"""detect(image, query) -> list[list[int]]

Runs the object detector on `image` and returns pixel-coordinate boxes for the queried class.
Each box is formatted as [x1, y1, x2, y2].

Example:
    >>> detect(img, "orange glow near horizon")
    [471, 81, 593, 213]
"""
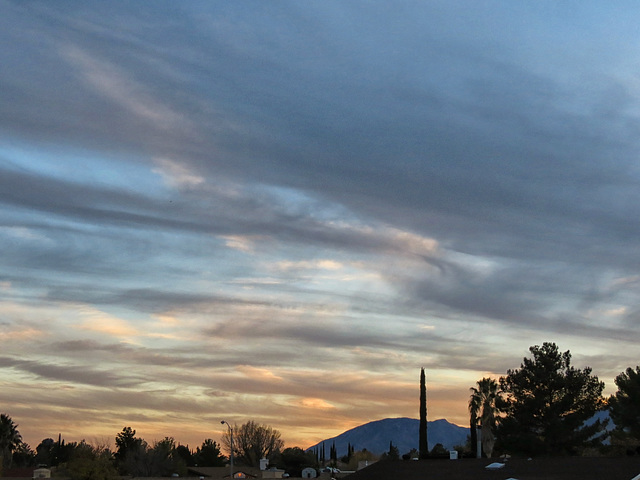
[12, 387, 471, 452]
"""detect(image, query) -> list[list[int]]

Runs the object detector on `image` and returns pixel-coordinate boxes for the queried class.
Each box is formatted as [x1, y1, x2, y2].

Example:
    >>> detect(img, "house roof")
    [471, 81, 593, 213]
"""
[344, 457, 640, 480]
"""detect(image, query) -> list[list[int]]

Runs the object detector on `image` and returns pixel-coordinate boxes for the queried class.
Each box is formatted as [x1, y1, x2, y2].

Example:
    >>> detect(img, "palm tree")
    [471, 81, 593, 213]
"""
[0, 414, 22, 470]
[469, 378, 498, 458]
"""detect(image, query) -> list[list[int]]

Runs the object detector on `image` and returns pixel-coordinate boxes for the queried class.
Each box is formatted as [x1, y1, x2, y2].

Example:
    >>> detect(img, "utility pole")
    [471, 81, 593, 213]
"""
[221, 421, 234, 479]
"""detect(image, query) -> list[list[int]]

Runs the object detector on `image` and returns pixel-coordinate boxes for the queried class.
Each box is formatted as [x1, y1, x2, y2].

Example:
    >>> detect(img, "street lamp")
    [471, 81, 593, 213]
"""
[221, 421, 234, 479]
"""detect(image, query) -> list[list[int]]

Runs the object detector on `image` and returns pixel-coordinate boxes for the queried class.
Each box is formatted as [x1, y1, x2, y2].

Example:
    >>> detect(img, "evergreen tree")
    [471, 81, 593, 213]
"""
[497, 342, 606, 455]
[194, 439, 225, 467]
[469, 383, 481, 455]
[174, 444, 192, 466]
[387, 441, 399, 460]
[115, 427, 143, 473]
[609, 366, 640, 441]
[469, 412, 478, 458]
[419, 368, 428, 458]
[330, 441, 337, 465]
[114, 427, 149, 475]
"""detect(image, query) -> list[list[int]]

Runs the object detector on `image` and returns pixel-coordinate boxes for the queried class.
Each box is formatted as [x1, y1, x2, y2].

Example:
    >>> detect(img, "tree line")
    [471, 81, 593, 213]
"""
[0, 421, 228, 479]
[0, 416, 377, 478]
[467, 342, 640, 458]
[0, 419, 332, 478]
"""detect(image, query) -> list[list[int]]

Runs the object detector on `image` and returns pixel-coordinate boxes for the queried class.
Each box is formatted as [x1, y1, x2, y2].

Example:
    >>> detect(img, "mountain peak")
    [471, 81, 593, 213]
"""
[307, 418, 469, 456]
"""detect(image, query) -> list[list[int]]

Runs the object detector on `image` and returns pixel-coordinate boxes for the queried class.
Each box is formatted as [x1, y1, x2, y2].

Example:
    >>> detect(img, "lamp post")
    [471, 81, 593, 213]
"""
[221, 421, 234, 479]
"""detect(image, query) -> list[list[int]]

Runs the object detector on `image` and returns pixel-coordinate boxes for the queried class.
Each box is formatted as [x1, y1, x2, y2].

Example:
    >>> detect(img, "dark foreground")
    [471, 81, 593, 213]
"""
[345, 457, 640, 480]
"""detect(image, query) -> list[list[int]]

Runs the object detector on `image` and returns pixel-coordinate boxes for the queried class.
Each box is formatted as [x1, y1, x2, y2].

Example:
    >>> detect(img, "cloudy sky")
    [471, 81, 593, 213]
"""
[2, 0, 640, 451]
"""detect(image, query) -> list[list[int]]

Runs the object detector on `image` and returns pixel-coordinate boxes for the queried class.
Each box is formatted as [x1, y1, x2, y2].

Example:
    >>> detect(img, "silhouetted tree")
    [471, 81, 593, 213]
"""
[497, 342, 606, 455]
[429, 443, 448, 457]
[58, 440, 117, 480]
[345, 448, 377, 471]
[174, 444, 192, 466]
[469, 377, 499, 457]
[340, 442, 354, 463]
[469, 415, 478, 458]
[222, 421, 284, 467]
[147, 437, 186, 477]
[330, 441, 337, 465]
[12, 442, 35, 467]
[55, 438, 77, 466]
[274, 447, 317, 477]
[609, 366, 640, 442]
[194, 439, 225, 467]
[115, 427, 141, 472]
[114, 427, 149, 476]
[387, 441, 399, 460]
[35, 438, 56, 466]
[0, 414, 22, 470]
[419, 368, 428, 458]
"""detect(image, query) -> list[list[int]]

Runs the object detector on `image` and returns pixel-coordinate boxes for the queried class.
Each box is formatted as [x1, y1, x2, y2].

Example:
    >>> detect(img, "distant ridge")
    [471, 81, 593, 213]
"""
[307, 417, 469, 456]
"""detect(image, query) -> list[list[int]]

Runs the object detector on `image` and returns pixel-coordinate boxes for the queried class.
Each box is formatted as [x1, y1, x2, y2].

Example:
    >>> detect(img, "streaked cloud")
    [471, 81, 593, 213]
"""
[1, 0, 640, 452]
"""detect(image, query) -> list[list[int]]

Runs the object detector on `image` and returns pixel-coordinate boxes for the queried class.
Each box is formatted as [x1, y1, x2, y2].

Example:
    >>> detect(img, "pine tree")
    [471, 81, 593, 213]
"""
[497, 342, 605, 455]
[609, 366, 640, 441]
[419, 368, 428, 459]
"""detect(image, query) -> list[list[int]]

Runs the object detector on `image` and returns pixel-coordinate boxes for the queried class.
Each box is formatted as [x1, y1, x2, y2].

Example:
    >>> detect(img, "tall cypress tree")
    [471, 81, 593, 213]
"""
[469, 413, 478, 458]
[419, 367, 428, 459]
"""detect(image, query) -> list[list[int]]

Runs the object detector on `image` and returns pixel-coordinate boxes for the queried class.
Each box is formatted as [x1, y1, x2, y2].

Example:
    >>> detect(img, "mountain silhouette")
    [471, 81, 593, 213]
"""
[307, 417, 469, 456]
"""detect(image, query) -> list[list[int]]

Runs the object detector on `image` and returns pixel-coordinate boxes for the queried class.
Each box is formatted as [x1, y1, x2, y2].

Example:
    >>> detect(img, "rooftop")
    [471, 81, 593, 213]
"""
[344, 457, 640, 480]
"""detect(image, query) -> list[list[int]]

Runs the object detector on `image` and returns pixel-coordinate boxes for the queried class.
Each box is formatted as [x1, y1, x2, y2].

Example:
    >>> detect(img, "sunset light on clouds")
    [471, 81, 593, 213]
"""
[2, 0, 640, 452]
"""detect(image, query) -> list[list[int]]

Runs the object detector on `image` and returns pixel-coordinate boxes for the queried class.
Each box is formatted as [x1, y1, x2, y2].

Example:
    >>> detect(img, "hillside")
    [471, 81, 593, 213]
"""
[307, 417, 469, 456]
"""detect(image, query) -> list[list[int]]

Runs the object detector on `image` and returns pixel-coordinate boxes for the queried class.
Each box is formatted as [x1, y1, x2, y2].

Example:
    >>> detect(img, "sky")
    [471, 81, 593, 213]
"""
[2, 0, 640, 452]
